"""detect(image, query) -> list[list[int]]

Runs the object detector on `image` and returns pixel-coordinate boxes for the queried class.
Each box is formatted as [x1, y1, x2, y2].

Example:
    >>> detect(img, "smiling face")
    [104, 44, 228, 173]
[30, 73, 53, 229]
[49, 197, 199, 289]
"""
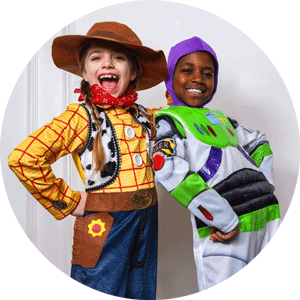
[172, 51, 216, 107]
[81, 42, 137, 98]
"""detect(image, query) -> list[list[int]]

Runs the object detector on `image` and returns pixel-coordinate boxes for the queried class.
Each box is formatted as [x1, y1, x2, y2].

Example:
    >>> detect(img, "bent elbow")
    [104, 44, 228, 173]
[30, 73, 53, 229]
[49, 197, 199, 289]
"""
[8, 149, 21, 169]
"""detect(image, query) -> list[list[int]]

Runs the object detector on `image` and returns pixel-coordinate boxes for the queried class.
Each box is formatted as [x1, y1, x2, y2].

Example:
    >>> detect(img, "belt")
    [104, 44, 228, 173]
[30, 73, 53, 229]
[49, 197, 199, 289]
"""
[84, 187, 157, 212]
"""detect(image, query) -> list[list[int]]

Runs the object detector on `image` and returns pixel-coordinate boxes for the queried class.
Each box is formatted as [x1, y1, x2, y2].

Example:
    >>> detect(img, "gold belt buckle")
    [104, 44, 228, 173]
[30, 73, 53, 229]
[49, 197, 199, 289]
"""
[130, 189, 152, 209]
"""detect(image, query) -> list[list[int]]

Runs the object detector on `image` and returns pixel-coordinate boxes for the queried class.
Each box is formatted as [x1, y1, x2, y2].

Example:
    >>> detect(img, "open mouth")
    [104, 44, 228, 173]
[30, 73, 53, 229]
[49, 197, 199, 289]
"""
[186, 88, 203, 95]
[99, 74, 119, 92]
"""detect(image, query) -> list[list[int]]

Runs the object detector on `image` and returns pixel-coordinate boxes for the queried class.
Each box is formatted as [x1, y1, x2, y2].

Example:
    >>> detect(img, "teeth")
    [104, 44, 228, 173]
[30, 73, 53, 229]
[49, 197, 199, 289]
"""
[187, 89, 202, 94]
[99, 74, 118, 80]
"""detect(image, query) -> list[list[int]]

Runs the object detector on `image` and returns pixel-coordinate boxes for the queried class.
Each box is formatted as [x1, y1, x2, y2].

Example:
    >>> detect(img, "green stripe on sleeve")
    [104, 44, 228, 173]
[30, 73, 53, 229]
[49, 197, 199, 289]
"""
[239, 204, 280, 232]
[197, 204, 280, 238]
[251, 143, 273, 167]
[171, 173, 212, 208]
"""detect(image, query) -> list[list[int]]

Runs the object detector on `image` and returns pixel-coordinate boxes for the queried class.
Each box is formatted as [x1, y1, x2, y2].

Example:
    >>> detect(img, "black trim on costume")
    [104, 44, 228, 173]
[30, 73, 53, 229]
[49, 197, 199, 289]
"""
[155, 134, 176, 141]
[227, 117, 270, 157]
[227, 117, 239, 129]
[130, 104, 152, 157]
[248, 141, 270, 157]
[133, 103, 151, 130]
[78, 103, 93, 157]
[195, 168, 279, 229]
[155, 115, 186, 140]
[85, 106, 121, 192]
[85, 104, 152, 192]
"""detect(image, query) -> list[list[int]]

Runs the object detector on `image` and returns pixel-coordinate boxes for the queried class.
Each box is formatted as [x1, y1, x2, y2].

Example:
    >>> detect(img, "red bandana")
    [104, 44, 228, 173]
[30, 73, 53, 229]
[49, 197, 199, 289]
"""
[74, 84, 138, 107]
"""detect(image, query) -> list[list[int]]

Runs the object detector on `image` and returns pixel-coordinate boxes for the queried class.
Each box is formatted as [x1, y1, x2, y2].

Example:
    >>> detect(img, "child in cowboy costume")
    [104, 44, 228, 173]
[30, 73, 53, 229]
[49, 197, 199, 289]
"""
[8, 22, 167, 299]
[153, 36, 281, 291]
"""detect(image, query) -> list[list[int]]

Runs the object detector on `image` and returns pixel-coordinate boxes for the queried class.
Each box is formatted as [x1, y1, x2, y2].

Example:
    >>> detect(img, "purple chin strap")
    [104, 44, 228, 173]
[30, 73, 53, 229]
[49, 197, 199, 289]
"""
[165, 36, 219, 107]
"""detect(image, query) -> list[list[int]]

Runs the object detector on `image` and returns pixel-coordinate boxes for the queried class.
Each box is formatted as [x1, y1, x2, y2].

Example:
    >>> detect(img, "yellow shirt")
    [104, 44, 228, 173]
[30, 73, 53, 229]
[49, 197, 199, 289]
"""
[8, 103, 159, 220]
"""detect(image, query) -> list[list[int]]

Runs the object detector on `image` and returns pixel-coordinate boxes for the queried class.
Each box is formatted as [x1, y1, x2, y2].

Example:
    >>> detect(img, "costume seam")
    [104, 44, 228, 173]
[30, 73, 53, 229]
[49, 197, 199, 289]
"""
[203, 254, 247, 264]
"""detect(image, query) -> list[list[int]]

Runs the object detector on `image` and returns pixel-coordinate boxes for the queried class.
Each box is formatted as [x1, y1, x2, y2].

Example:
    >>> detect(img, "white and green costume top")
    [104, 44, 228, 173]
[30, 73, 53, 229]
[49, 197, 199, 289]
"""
[153, 106, 280, 238]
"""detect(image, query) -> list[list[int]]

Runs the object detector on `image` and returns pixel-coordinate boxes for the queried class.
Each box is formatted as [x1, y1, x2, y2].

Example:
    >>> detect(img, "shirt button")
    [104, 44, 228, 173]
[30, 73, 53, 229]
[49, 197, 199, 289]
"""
[52, 200, 67, 210]
[133, 154, 143, 167]
[125, 127, 135, 139]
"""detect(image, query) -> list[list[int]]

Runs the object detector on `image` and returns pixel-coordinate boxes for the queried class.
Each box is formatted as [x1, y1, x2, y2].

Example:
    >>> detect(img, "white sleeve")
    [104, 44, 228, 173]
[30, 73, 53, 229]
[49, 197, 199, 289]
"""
[231, 118, 275, 186]
[259, 155, 275, 187]
[154, 118, 238, 232]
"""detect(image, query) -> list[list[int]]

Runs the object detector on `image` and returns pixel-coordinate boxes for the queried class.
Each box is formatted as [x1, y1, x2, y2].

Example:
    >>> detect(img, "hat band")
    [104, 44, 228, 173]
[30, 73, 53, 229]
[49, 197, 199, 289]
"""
[88, 31, 140, 45]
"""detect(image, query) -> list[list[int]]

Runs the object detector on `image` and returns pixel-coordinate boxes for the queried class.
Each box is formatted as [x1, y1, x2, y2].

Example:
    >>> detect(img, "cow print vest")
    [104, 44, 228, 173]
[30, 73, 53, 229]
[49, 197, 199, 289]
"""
[78, 103, 152, 192]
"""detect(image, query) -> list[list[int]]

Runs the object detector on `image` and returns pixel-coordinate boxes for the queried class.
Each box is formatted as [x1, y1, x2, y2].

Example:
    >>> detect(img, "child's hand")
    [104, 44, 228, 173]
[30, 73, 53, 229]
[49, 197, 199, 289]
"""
[209, 225, 239, 243]
[71, 191, 88, 217]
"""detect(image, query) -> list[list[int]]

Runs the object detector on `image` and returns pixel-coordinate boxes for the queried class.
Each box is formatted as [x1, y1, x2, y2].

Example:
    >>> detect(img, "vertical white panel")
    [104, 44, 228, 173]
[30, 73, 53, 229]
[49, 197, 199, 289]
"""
[26, 53, 39, 246]
[35, 30, 64, 272]
[1, 68, 29, 233]
[10, 20, 86, 276]
[60, 21, 84, 275]
[30, 22, 83, 275]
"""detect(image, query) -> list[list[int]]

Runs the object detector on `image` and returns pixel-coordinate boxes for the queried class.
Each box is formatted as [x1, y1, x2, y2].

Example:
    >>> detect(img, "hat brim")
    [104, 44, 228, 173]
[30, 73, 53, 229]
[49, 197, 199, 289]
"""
[52, 35, 167, 91]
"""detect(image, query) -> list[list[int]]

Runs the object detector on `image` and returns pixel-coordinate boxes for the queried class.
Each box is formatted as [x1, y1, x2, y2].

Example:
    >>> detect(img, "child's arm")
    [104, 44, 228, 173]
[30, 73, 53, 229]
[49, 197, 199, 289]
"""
[8, 104, 88, 220]
[229, 118, 275, 187]
[72, 191, 88, 216]
[153, 118, 239, 237]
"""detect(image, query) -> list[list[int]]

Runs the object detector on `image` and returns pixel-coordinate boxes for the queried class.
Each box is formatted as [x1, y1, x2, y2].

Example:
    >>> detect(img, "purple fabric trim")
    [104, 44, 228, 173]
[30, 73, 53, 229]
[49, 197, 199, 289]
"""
[197, 147, 222, 182]
[165, 36, 219, 108]
[237, 145, 257, 166]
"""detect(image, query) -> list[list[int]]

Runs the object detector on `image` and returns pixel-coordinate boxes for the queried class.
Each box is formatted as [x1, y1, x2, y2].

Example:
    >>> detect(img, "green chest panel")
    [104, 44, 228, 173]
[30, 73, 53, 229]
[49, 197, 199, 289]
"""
[155, 106, 239, 148]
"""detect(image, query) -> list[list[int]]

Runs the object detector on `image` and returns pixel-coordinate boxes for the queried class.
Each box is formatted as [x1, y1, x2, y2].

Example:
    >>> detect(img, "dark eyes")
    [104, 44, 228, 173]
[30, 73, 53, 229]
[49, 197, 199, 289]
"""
[181, 69, 214, 78]
[182, 68, 193, 74]
[90, 55, 125, 61]
[115, 55, 125, 60]
[203, 72, 214, 78]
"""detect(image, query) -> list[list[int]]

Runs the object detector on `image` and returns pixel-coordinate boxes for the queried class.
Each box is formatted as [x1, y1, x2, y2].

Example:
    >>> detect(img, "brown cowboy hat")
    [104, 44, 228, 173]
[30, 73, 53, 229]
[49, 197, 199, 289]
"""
[52, 21, 167, 91]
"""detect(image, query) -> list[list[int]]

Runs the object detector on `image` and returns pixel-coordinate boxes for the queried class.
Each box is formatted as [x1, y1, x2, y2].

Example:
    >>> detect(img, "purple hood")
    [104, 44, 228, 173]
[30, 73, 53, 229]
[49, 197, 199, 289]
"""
[165, 36, 219, 107]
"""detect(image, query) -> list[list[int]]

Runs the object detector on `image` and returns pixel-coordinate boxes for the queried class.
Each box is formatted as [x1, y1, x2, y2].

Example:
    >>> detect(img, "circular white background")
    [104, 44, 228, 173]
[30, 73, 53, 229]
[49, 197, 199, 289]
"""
[1, 1, 299, 299]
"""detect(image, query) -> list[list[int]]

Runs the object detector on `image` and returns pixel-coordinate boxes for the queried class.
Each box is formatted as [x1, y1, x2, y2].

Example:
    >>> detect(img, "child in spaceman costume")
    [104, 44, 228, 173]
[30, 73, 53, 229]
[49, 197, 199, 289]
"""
[153, 36, 281, 291]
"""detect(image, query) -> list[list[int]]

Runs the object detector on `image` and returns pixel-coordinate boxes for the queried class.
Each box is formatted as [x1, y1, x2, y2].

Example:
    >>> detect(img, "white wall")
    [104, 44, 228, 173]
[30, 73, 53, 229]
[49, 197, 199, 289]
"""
[1, 1, 299, 300]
